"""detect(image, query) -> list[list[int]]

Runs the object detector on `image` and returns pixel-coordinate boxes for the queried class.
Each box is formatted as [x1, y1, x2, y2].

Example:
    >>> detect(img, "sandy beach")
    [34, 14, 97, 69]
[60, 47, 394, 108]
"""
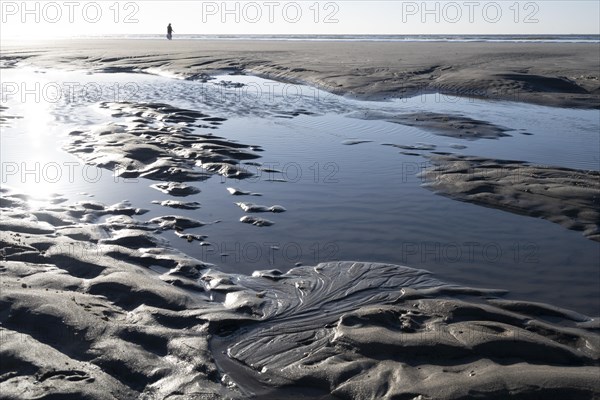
[2, 39, 599, 107]
[1, 39, 599, 399]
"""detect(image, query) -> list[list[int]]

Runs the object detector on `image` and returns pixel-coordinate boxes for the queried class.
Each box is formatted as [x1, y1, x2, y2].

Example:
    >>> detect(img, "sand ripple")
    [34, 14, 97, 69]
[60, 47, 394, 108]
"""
[1, 190, 598, 399]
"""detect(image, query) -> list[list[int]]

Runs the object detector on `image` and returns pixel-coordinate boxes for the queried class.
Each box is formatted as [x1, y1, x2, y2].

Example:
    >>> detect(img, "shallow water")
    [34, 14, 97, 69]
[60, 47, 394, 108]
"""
[1, 67, 598, 314]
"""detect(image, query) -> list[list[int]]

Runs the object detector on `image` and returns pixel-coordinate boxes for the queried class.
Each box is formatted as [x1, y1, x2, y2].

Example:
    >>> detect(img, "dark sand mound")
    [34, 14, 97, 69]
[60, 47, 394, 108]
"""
[353, 110, 512, 140]
[239, 215, 275, 227]
[151, 200, 202, 210]
[150, 182, 201, 197]
[420, 154, 600, 241]
[495, 73, 590, 94]
[235, 202, 286, 213]
[1, 191, 599, 399]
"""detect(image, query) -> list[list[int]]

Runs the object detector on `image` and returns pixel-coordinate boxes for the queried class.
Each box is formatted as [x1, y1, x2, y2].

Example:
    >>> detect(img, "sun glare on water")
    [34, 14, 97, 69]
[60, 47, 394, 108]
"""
[2, 72, 70, 206]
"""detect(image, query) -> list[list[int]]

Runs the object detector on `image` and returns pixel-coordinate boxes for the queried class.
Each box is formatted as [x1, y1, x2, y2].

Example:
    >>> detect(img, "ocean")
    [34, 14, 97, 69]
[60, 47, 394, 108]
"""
[73, 34, 600, 43]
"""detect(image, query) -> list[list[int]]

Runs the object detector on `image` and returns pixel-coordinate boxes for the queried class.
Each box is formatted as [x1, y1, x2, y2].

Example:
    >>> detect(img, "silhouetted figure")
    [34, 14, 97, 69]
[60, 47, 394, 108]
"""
[167, 23, 174, 40]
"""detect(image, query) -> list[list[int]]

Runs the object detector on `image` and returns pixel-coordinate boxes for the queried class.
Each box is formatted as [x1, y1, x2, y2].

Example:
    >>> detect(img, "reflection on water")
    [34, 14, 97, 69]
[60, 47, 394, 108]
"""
[1, 67, 599, 314]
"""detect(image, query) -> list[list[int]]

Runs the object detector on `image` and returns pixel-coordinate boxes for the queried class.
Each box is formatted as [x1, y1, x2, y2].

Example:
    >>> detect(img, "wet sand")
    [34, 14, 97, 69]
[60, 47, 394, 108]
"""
[2, 39, 599, 108]
[1, 40, 600, 399]
[421, 154, 600, 242]
[1, 190, 599, 399]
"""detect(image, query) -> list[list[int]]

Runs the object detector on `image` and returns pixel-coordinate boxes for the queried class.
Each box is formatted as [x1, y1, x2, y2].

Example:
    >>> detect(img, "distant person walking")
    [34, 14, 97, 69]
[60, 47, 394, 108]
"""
[167, 23, 174, 40]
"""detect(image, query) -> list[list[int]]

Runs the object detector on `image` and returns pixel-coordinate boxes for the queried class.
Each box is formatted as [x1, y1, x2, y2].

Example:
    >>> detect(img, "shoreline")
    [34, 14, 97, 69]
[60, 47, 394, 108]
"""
[2, 39, 599, 108]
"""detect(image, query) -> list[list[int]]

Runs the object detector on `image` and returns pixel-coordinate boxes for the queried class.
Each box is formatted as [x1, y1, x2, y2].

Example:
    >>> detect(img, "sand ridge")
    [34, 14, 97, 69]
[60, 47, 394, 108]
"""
[420, 154, 600, 242]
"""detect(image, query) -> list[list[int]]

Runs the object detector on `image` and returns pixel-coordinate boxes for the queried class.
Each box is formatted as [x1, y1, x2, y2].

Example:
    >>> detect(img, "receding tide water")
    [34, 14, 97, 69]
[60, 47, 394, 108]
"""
[1, 67, 599, 314]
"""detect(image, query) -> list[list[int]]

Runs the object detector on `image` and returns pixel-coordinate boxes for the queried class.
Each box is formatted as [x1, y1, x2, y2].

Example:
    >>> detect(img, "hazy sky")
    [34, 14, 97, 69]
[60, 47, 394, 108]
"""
[1, 0, 598, 38]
